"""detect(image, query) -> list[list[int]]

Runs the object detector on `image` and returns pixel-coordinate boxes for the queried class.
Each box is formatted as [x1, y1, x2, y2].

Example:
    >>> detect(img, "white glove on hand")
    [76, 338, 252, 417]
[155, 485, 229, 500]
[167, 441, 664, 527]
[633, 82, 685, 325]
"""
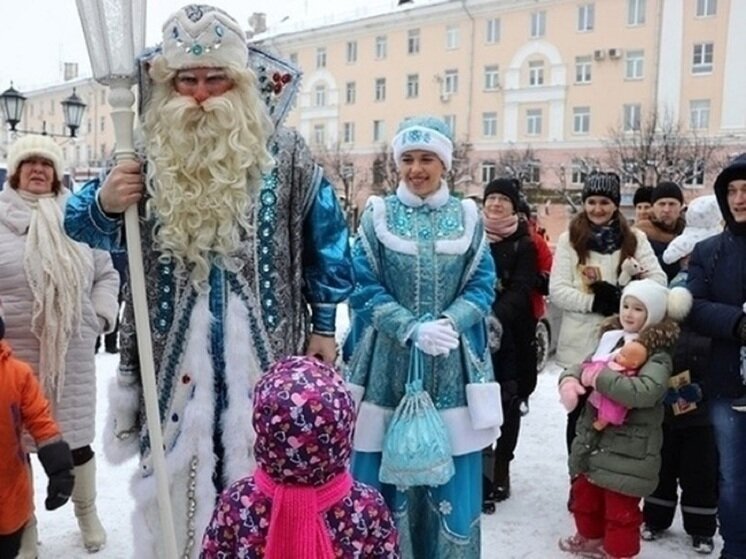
[414, 319, 460, 357]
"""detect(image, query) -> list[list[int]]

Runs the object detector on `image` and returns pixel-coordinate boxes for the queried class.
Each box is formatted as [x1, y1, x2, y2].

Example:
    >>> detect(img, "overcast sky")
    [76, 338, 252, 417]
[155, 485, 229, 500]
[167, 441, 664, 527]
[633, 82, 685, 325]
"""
[0, 0, 404, 92]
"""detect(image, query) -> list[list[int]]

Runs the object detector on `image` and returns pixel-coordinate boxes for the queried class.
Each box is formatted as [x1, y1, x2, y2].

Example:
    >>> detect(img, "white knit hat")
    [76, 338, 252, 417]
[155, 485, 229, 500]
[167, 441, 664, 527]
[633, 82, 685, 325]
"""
[620, 279, 692, 328]
[391, 116, 454, 171]
[161, 5, 248, 71]
[662, 195, 722, 264]
[7, 135, 64, 180]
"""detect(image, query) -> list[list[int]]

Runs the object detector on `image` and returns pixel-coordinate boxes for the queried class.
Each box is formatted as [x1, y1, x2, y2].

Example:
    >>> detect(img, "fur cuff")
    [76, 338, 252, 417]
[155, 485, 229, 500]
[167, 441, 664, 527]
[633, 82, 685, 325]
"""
[103, 377, 141, 464]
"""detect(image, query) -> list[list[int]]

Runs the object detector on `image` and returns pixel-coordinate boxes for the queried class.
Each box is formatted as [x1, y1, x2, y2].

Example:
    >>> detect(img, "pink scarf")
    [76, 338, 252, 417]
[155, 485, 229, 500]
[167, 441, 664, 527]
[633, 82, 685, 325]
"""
[483, 213, 519, 243]
[255, 468, 353, 559]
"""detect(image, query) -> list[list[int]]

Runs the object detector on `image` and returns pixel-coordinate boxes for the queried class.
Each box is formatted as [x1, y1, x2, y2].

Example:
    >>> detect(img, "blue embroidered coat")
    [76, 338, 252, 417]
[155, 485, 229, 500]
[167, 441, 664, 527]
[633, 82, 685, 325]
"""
[346, 184, 498, 457]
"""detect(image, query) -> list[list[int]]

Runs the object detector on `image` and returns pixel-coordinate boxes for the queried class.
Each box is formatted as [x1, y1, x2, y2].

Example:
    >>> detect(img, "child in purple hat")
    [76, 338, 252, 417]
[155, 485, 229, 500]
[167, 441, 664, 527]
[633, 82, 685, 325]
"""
[200, 356, 399, 558]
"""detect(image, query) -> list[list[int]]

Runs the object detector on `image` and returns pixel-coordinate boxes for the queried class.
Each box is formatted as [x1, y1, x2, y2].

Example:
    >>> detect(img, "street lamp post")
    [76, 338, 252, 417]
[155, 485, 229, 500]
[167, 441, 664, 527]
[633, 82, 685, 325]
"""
[75, 2, 177, 558]
[0, 83, 87, 138]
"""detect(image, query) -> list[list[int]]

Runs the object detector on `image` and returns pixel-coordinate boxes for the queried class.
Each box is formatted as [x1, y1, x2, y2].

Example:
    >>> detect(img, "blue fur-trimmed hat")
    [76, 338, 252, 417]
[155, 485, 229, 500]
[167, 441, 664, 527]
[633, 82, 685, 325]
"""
[391, 115, 454, 170]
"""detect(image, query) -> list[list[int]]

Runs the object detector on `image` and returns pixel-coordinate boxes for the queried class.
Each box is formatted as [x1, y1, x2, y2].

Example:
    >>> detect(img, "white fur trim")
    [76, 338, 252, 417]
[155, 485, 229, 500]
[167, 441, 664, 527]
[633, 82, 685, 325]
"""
[353, 401, 500, 456]
[131, 296, 217, 558]
[392, 125, 453, 170]
[369, 197, 417, 256]
[396, 180, 450, 209]
[102, 377, 140, 465]
[222, 293, 261, 484]
[435, 199, 479, 255]
[667, 286, 693, 322]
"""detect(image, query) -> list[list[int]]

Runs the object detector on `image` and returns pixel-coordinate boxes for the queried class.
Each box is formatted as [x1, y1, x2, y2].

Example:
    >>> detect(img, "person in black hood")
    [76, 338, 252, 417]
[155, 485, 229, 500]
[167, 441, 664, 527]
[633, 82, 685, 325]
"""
[480, 178, 537, 512]
[687, 153, 746, 559]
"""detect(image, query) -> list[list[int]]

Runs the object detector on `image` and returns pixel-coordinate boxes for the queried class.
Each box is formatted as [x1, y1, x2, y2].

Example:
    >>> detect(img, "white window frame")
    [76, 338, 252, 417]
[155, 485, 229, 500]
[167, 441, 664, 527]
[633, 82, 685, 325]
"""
[578, 3, 595, 32]
[573, 107, 591, 134]
[575, 56, 592, 83]
[315, 47, 326, 69]
[444, 69, 459, 94]
[625, 50, 644, 79]
[526, 160, 541, 184]
[526, 109, 543, 135]
[444, 115, 456, 137]
[345, 82, 356, 104]
[375, 35, 387, 59]
[627, 0, 646, 25]
[346, 41, 357, 63]
[406, 74, 419, 98]
[484, 65, 500, 90]
[692, 43, 714, 74]
[482, 112, 498, 137]
[446, 25, 460, 50]
[485, 18, 501, 44]
[571, 161, 586, 185]
[689, 99, 711, 130]
[408, 29, 420, 54]
[529, 60, 545, 87]
[481, 162, 497, 184]
[375, 78, 386, 102]
[314, 84, 327, 107]
[373, 120, 385, 143]
[343, 122, 355, 144]
[623, 104, 642, 132]
[313, 124, 325, 146]
[696, 0, 717, 17]
[530, 11, 546, 38]
[686, 159, 706, 186]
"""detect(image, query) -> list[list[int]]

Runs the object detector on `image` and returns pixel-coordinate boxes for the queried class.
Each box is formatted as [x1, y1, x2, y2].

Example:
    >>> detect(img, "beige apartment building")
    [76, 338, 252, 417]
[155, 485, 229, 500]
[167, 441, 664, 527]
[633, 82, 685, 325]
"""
[254, 0, 746, 207]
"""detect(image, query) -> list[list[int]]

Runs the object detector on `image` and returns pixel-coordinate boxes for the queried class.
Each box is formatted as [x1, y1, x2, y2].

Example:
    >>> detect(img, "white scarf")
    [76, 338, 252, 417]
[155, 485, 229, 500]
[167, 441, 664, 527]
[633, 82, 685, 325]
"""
[21, 191, 87, 401]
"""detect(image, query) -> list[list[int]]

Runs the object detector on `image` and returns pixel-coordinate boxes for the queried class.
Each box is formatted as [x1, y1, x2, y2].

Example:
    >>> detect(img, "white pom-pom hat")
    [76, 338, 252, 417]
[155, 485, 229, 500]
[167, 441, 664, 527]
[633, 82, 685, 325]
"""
[621, 279, 692, 328]
[662, 195, 722, 264]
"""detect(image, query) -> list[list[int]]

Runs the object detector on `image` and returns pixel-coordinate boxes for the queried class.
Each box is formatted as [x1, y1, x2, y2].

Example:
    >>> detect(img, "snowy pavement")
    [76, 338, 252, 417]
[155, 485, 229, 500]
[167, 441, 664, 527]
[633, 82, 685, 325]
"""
[30, 355, 721, 558]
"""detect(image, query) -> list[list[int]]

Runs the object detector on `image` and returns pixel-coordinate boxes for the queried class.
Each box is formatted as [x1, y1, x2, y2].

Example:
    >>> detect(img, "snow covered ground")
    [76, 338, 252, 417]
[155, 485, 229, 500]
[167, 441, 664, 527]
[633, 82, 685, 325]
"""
[30, 355, 722, 558]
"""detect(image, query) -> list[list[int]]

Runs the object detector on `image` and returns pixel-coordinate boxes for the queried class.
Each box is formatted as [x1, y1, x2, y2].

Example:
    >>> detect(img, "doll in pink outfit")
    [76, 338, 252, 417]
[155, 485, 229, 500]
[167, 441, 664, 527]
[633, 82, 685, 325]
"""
[583, 340, 649, 430]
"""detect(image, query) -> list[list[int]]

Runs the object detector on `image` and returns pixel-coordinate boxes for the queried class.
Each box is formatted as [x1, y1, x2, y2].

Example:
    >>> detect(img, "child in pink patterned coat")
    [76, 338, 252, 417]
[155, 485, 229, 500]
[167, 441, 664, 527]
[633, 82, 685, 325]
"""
[200, 356, 400, 559]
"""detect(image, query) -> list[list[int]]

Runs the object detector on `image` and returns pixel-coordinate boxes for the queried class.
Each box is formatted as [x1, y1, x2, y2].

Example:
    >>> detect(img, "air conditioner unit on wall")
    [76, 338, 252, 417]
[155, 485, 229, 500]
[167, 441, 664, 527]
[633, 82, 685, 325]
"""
[593, 49, 606, 61]
[608, 48, 622, 59]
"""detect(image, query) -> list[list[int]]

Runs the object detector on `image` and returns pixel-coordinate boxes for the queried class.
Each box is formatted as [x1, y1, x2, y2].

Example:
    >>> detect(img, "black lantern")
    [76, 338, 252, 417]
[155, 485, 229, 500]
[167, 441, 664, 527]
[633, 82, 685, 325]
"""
[0, 83, 27, 132]
[61, 88, 86, 138]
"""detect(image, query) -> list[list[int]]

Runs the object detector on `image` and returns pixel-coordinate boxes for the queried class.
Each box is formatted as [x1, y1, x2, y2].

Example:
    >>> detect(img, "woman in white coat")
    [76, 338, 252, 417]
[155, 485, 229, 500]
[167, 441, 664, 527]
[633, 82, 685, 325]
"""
[0, 136, 119, 556]
[549, 172, 665, 452]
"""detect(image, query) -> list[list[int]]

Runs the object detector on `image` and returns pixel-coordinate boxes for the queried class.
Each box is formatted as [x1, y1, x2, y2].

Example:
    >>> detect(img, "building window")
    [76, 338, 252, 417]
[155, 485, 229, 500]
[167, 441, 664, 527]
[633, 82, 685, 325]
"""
[100, 117, 105, 132]
[575, 56, 592, 83]
[696, 0, 717, 17]
[313, 124, 325, 146]
[481, 162, 497, 184]
[406, 74, 419, 98]
[100, 143, 107, 159]
[577, 3, 595, 32]
[686, 159, 705, 186]
[343, 122, 355, 143]
[571, 160, 587, 185]
[444, 114, 456, 136]
[87, 119, 92, 134]
[528, 61, 544, 87]
[345, 82, 356, 104]
[373, 120, 385, 142]
[289, 52, 298, 65]
[408, 29, 420, 54]
[689, 99, 711, 129]
[692, 43, 714, 74]
[375, 35, 387, 59]
[314, 85, 327, 107]
[526, 161, 541, 184]
[573, 106, 591, 134]
[315, 47, 327, 68]
[485, 18, 500, 43]
[444, 69, 459, 94]
[446, 25, 460, 50]
[627, 0, 646, 25]
[484, 65, 500, 90]
[623, 103, 642, 131]
[346, 41, 357, 63]
[482, 112, 498, 137]
[526, 109, 543, 135]
[625, 50, 644, 79]
[530, 11, 546, 39]
[375, 78, 386, 101]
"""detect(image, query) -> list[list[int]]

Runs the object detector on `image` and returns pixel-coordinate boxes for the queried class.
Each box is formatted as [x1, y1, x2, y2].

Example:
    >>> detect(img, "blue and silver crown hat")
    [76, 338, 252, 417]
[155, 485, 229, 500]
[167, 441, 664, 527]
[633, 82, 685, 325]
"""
[391, 115, 454, 170]
[161, 4, 248, 70]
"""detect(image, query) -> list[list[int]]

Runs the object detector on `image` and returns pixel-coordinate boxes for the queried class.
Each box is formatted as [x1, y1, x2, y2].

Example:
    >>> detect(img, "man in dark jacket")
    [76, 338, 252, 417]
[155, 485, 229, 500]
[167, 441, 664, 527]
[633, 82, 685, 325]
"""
[635, 182, 686, 281]
[688, 154, 746, 559]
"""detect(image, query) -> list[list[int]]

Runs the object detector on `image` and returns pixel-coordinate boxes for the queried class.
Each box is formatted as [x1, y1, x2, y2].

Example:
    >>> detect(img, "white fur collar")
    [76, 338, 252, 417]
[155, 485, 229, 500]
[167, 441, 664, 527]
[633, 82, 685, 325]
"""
[396, 179, 450, 209]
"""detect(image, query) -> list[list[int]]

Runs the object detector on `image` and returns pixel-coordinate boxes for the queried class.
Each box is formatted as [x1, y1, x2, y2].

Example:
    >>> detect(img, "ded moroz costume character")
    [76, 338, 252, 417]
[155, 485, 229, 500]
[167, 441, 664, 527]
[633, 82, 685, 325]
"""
[64, 5, 354, 558]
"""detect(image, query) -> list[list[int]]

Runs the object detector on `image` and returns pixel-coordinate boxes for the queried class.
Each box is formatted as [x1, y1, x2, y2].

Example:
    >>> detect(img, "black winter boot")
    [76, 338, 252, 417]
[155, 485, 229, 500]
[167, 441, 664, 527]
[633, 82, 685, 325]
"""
[492, 458, 511, 502]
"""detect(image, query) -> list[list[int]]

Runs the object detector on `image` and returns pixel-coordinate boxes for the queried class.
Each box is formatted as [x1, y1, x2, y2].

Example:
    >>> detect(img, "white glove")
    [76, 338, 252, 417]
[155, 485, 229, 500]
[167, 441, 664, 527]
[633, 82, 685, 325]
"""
[414, 319, 460, 356]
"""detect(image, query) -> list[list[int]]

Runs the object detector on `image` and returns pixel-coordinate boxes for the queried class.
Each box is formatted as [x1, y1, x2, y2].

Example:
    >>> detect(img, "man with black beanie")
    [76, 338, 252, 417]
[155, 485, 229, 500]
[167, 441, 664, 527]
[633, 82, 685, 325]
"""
[635, 181, 686, 281]
[687, 153, 746, 559]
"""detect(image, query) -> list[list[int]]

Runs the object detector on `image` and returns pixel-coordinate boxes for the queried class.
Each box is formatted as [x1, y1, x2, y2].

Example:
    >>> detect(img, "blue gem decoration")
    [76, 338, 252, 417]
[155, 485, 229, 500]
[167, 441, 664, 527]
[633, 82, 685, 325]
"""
[191, 44, 204, 56]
